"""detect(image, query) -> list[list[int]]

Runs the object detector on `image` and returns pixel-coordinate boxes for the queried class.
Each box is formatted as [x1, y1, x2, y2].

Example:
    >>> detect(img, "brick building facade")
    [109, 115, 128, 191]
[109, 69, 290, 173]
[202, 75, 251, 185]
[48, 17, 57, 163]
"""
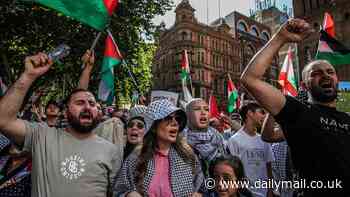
[153, 0, 278, 110]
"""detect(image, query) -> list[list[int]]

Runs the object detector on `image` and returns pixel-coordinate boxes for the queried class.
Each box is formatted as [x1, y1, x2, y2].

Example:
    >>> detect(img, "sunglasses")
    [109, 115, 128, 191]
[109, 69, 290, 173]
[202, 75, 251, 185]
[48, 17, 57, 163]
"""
[163, 114, 182, 124]
[127, 120, 145, 129]
[255, 109, 266, 115]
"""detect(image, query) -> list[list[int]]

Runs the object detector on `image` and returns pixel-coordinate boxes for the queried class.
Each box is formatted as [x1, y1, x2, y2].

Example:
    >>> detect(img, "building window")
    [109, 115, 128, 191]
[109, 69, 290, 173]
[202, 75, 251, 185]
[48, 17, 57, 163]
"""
[201, 52, 205, 63]
[195, 86, 200, 98]
[238, 21, 248, 32]
[181, 32, 187, 40]
[261, 32, 270, 41]
[214, 79, 218, 93]
[250, 27, 259, 37]
[309, 0, 313, 9]
[201, 70, 205, 81]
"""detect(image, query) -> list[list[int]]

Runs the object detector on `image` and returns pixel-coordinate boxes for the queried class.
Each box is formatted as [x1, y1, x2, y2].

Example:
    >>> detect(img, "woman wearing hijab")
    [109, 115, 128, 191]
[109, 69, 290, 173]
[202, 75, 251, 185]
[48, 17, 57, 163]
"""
[182, 98, 228, 177]
[114, 99, 204, 197]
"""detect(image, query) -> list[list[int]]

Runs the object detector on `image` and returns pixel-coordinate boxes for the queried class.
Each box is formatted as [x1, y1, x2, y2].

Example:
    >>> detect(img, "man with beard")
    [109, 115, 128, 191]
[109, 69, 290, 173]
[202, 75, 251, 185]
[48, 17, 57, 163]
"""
[0, 53, 121, 197]
[77, 50, 125, 149]
[240, 18, 350, 196]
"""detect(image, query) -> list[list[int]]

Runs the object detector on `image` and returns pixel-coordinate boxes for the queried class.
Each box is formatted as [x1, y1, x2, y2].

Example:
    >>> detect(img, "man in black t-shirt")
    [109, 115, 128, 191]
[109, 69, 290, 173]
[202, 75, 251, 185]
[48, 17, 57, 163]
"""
[240, 18, 350, 196]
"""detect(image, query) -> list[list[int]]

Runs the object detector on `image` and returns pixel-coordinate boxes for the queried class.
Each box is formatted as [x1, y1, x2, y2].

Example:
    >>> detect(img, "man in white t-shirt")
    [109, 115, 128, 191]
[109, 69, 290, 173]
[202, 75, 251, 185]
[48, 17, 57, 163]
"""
[227, 102, 274, 197]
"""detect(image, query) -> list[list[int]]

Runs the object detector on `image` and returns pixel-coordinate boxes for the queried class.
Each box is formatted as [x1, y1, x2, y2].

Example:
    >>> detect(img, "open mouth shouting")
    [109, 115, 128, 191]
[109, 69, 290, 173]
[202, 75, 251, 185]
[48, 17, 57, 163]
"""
[199, 116, 208, 124]
[168, 128, 178, 138]
[79, 111, 93, 123]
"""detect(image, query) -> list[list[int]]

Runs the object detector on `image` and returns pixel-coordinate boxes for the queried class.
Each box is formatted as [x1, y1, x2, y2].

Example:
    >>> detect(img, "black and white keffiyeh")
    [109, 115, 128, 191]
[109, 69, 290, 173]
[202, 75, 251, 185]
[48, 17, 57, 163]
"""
[183, 127, 227, 162]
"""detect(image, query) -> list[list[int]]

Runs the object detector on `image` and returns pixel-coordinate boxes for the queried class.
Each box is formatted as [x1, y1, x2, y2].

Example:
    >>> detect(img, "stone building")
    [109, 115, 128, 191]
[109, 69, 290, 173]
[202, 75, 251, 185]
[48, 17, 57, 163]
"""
[293, 0, 350, 81]
[153, 0, 278, 110]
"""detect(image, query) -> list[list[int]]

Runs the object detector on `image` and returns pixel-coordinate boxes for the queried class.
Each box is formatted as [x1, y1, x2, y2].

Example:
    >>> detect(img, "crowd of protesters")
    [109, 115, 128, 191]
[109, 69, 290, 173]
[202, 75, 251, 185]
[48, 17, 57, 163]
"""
[0, 18, 349, 197]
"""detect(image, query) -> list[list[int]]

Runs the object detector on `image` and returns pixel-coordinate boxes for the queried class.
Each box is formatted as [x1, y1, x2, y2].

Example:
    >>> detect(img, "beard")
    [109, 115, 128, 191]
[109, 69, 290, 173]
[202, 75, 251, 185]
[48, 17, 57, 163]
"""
[310, 84, 338, 103]
[67, 111, 99, 134]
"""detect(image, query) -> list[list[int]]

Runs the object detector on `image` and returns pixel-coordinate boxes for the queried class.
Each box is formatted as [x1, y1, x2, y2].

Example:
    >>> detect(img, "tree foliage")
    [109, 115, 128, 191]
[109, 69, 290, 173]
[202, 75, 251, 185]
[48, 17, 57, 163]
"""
[0, 0, 173, 106]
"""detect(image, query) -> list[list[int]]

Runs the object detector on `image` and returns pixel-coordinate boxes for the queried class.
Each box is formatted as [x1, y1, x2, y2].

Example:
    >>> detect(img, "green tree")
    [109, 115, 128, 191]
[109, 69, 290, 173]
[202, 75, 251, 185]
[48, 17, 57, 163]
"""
[0, 0, 172, 106]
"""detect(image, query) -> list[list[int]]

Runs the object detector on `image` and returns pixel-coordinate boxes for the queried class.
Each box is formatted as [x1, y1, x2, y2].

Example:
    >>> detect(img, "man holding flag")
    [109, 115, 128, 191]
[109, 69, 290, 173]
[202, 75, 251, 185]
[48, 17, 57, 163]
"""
[241, 18, 350, 196]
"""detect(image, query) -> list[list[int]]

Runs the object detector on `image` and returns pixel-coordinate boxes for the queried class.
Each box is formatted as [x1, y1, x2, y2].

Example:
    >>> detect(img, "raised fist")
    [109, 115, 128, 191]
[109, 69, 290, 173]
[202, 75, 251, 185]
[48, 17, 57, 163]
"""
[277, 18, 314, 43]
[24, 52, 53, 79]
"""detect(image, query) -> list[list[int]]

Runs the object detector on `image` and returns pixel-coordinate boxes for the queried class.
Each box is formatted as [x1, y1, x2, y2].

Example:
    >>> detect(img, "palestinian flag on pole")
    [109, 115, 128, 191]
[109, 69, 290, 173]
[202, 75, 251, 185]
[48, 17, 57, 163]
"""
[180, 50, 190, 85]
[227, 74, 239, 113]
[316, 30, 350, 66]
[25, 0, 118, 31]
[0, 77, 7, 97]
[98, 33, 122, 105]
[278, 47, 298, 97]
[316, 12, 350, 66]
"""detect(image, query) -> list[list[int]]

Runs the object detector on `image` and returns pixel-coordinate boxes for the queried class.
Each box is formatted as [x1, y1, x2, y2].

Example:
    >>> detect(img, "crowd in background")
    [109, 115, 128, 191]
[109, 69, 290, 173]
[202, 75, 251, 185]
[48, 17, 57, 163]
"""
[0, 18, 349, 197]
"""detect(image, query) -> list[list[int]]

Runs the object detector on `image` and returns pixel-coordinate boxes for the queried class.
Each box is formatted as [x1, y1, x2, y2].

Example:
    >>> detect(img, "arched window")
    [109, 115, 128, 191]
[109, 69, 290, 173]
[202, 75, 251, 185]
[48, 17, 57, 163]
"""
[246, 45, 255, 57]
[261, 32, 270, 41]
[181, 32, 187, 40]
[238, 21, 248, 32]
[250, 27, 259, 37]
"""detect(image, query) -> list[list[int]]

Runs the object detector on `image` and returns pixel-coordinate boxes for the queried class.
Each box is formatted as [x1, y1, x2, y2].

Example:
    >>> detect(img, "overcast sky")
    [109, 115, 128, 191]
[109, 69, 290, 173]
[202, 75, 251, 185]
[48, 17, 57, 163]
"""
[153, 0, 292, 27]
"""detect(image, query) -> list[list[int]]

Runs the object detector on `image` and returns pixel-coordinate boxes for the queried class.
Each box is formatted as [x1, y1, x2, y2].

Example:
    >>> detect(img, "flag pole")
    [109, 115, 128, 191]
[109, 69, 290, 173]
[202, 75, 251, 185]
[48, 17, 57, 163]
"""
[189, 72, 194, 96]
[184, 50, 194, 96]
[106, 29, 142, 95]
[81, 32, 102, 69]
[90, 32, 102, 51]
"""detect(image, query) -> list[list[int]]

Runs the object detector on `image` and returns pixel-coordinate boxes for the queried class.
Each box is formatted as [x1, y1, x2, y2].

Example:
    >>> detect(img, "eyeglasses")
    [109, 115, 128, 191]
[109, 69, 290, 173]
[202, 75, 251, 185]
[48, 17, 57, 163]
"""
[127, 120, 145, 129]
[255, 109, 266, 115]
[163, 114, 182, 124]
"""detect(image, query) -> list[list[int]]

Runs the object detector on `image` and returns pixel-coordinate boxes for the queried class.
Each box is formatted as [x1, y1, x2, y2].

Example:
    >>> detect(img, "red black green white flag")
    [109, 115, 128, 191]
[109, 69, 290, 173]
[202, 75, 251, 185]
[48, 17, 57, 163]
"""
[25, 0, 118, 31]
[227, 74, 239, 113]
[98, 33, 122, 105]
[316, 30, 350, 66]
[180, 50, 190, 85]
[316, 12, 350, 66]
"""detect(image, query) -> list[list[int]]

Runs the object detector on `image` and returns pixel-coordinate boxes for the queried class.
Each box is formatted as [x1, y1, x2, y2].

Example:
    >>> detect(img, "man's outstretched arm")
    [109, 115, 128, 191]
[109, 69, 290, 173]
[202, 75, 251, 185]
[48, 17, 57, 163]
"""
[0, 53, 53, 145]
[240, 19, 313, 115]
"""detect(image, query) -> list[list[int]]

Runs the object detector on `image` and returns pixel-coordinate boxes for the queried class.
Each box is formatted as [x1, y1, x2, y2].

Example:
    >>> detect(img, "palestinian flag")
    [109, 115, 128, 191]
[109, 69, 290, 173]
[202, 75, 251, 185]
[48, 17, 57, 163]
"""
[227, 74, 239, 113]
[323, 12, 335, 38]
[0, 77, 7, 97]
[209, 94, 220, 118]
[180, 50, 190, 85]
[25, 0, 118, 31]
[98, 33, 122, 105]
[279, 47, 298, 97]
[315, 30, 350, 66]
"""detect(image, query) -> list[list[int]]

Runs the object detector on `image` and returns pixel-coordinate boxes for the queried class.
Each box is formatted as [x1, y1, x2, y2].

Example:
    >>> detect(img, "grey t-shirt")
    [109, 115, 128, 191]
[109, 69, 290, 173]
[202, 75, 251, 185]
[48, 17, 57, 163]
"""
[23, 121, 122, 197]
